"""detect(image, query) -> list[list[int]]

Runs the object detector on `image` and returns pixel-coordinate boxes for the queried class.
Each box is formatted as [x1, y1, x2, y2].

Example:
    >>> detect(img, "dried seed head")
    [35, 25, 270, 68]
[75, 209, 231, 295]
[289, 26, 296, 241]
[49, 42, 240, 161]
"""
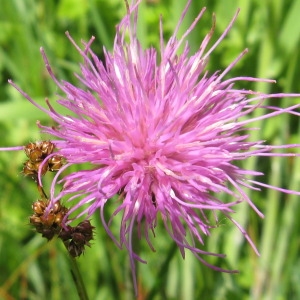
[32, 200, 47, 215]
[22, 141, 65, 178]
[24, 141, 55, 161]
[24, 142, 38, 159]
[23, 160, 47, 177]
[29, 215, 42, 226]
[71, 232, 86, 246]
[58, 226, 73, 241]
[28, 149, 43, 162]
[59, 220, 95, 257]
[48, 155, 65, 172]
[40, 141, 55, 156]
[29, 199, 69, 241]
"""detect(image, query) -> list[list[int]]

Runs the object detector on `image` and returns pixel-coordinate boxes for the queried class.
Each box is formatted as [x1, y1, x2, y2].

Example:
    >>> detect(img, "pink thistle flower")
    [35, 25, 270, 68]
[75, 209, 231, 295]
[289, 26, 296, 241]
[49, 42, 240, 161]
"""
[3, 0, 300, 292]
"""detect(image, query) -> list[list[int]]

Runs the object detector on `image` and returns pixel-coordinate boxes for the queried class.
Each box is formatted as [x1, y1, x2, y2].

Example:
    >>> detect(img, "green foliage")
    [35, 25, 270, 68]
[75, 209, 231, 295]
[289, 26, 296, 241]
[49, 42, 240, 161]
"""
[1, 0, 300, 299]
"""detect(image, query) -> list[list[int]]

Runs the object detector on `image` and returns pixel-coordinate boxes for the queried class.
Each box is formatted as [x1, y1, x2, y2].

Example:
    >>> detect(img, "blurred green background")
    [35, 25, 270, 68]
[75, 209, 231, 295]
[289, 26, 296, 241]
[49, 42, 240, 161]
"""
[1, 0, 300, 299]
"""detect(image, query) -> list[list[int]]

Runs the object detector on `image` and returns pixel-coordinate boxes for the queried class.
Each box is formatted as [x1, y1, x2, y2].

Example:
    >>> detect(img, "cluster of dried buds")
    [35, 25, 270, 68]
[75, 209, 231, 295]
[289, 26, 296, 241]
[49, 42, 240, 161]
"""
[23, 141, 64, 180]
[30, 199, 68, 240]
[59, 220, 95, 257]
[29, 199, 94, 257]
[25, 141, 94, 257]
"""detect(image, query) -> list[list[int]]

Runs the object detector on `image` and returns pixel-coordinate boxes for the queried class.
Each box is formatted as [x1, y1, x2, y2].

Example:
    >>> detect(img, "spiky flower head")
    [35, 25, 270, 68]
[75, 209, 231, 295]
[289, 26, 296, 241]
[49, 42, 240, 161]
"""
[5, 0, 300, 291]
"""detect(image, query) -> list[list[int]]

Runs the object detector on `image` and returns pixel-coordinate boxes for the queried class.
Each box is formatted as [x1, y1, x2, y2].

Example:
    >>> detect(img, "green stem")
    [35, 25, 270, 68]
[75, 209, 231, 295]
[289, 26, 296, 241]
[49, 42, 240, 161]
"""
[68, 255, 89, 300]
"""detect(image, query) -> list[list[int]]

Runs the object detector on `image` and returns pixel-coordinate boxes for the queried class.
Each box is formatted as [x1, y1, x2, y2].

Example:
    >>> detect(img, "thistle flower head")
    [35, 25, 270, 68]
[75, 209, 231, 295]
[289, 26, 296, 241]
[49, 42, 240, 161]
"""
[5, 0, 300, 292]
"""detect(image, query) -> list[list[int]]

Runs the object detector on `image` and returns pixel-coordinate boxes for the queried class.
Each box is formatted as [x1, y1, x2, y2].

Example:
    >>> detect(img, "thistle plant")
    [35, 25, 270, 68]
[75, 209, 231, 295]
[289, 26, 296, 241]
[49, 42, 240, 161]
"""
[1, 0, 300, 298]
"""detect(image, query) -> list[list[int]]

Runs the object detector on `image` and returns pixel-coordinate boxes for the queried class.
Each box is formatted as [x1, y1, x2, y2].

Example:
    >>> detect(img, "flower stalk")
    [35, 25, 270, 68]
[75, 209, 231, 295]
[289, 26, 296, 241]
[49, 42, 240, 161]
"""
[68, 255, 89, 300]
